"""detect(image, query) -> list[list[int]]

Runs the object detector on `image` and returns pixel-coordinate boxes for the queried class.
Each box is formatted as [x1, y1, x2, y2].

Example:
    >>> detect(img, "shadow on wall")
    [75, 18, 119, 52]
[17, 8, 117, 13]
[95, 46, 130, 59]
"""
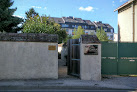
[58, 52, 61, 59]
[118, 24, 120, 42]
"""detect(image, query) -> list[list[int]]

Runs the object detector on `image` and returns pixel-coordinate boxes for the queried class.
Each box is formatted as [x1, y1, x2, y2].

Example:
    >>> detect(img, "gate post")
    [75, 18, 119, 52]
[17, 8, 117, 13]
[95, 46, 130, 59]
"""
[80, 35, 101, 81]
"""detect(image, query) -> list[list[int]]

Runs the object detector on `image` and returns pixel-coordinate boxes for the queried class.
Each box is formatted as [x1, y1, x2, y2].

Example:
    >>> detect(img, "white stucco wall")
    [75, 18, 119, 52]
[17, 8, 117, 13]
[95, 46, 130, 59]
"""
[118, 2, 137, 42]
[0, 42, 58, 79]
[118, 5, 133, 42]
[113, 33, 118, 42]
[135, 3, 137, 42]
[80, 44, 101, 81]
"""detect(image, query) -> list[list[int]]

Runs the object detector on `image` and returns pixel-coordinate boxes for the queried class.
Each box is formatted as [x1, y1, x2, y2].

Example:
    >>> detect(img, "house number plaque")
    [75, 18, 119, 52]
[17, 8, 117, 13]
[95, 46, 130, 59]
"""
[48, 45, 56, 50]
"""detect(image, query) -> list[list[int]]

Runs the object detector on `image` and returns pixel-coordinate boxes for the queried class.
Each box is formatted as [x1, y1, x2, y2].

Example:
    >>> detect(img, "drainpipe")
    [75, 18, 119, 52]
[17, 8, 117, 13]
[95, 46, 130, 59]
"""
[132, 1, 135, 42]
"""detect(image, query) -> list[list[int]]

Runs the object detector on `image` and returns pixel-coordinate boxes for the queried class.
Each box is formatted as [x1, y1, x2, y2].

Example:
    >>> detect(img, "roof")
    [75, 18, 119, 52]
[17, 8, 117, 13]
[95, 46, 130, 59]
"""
[94, 22, 106, 27]
[104, 24, 113, 29]
[49, 16, 113, 29]
[49, 17, 64, 23]
[81, 35, 100, 44]
[83, 20, 94, 25]
[93, 21, 113, 29]
[50, 16, 95, 26]
[114, 0, 134, 12]
[62, 17, 85, 23]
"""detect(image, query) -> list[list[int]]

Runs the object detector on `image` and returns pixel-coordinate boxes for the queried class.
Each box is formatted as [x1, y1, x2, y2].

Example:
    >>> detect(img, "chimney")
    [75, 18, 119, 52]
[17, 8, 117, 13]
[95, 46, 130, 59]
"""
[99, 21, 102, 23]
[69, 16, 73, 19]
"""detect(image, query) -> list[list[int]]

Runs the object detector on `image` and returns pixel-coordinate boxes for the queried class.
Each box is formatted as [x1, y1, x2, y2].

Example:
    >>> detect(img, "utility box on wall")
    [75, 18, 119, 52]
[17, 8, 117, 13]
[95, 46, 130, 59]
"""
[80, 35, 101, 81]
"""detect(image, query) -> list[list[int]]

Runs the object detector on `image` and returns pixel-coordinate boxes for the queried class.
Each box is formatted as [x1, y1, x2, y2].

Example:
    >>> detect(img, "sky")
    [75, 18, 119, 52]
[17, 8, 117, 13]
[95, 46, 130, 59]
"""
[11, 0, 128, 33]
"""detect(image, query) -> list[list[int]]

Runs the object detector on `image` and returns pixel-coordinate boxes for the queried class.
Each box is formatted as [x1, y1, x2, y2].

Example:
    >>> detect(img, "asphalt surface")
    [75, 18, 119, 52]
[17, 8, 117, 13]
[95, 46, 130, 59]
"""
[0, 89, 136, 92]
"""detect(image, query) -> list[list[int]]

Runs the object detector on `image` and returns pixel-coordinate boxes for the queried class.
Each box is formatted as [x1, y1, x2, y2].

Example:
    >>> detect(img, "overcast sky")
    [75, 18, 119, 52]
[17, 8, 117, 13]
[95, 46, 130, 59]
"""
[11, 0, 128, 33]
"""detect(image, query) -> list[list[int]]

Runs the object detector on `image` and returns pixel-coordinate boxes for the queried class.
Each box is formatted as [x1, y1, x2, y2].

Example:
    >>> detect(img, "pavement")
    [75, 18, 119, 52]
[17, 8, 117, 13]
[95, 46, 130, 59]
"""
[0, 59, 136, 91]
[0, 76, 137, 90]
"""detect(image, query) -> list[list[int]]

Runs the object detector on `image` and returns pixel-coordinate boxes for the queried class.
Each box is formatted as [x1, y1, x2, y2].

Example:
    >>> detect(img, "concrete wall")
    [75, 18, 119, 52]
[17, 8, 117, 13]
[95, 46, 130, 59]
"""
[80, 44, 101, 81]
[0, 42, 58, 79]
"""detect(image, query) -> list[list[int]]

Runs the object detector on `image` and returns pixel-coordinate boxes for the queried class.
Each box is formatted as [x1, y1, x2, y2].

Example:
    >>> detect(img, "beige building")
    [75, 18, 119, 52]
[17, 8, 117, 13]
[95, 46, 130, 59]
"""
[114, 0, 137, 42]
[113, 33, 118, 42]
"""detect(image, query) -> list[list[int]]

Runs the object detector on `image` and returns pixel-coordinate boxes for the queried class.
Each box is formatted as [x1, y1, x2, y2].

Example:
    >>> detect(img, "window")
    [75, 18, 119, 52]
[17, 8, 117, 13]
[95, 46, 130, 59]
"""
[85, 25, 88, 29]
[110, 35, 113, 39]
[72, 30, 74, 35]
[62, 24, 69, 27]
[68, 29, 72, 35]
[85, 32, 88, 35]
[104, 28, 107, 32]
[111, 29, 113, 33]
[72, 25, 75, 27]
[90, 32, 94, 35]
[66, 29, 69, 34]
[75, 25, 78, 28]
[85, 31, 89, 35]
[91, 26, 94, 29]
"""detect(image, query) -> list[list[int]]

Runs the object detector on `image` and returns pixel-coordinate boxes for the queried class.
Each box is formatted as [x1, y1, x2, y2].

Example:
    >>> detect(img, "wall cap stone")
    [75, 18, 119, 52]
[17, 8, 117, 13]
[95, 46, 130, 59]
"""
[81, 35, 100, 44]
[0, 33, 58, 42]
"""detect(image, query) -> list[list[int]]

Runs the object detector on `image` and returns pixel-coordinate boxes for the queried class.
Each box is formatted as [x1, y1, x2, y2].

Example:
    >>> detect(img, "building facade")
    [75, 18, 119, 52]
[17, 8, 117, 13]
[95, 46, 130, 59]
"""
[50, 16, 114, 40]
[114, 0, 137, 42]
[113, 33, 118, 42]
[93, 21, 114, 40]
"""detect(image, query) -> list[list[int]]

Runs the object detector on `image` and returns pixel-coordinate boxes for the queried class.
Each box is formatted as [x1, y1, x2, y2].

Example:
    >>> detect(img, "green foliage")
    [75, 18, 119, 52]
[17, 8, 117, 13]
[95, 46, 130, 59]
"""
[63, 35, 72, 43]
[0, 0, 24, 32]
[25, 8, 39, 19]
[72, 26, 85, 39]
[96, 27, 109, 41]
[23, 16, 67, 43]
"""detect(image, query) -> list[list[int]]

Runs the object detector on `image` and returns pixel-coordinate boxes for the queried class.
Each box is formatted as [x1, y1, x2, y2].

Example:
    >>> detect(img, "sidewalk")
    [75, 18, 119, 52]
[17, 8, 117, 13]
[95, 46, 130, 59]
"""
[0, 76, 137, 90]
[0, 59, 137, 90]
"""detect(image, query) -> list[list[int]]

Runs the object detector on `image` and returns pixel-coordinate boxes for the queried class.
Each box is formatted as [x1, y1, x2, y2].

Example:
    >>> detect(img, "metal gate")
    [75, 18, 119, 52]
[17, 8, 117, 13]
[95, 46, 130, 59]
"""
[67, 39, 80, 77]
[101, 42, 137, 75]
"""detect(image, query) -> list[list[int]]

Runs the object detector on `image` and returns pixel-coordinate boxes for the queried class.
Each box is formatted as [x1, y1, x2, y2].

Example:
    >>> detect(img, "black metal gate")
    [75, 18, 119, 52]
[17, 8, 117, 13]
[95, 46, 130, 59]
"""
[67, 39, 80, 77]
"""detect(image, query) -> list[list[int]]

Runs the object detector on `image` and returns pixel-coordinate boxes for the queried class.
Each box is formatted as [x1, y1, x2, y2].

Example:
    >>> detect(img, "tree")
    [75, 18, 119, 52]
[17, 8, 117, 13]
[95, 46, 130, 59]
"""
[23, 16, 67, 43]
[0, 0, 24, 33]
[25, 8, 39, 19]
[72, 26, 85, 39]
[96, 27, 109, 41]
[63, 35, 72, 43]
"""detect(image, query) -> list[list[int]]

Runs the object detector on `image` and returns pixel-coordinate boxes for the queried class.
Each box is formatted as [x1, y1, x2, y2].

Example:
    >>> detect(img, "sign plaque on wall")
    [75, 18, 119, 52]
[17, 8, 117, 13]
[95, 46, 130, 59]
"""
[48, 45, 56, 50]
[84, 45, 98, 55]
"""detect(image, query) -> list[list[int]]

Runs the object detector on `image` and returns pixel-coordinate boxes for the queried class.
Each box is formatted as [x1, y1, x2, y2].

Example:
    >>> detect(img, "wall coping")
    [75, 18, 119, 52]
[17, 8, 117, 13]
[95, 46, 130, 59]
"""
[0, 33, 58, 42]
[81, 35, 100, 44]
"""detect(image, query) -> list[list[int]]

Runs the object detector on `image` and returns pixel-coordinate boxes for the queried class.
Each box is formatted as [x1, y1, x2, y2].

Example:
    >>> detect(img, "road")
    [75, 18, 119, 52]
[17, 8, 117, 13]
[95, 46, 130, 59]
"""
[0, 89, 136, 92]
